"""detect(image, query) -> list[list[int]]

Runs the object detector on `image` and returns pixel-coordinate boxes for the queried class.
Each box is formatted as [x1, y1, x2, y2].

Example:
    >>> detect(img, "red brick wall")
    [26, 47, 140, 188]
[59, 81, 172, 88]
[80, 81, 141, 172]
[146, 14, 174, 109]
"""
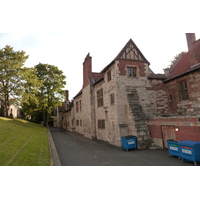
[118, 60, 146, 77]
[176, 126, 200, 141]
[164, 70, 200, 115]
[149, 125, 162, 138]
[148, 117, 200, 142]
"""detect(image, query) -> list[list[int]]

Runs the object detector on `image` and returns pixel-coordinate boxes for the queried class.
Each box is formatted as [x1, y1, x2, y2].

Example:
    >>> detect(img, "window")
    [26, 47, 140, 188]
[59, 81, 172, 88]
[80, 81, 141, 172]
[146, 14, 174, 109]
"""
[107, 71, 111, 82]
[179, 80, 188, 101]
[80, 120, 82, 126]
[127, 66, 137, 77]
[76, 120, 79, 126]
[79, 100, 82, 112]
[76, 102, 79, 113]
[97, 89, 103, 107]
[98, 120, 105, 129]
[110, 93, 115, 105]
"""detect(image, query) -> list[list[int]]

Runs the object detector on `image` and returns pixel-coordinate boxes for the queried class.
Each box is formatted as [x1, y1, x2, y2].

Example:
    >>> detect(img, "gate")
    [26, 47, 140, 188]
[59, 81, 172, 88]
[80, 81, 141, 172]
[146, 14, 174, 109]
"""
[162, 126, 176, 148]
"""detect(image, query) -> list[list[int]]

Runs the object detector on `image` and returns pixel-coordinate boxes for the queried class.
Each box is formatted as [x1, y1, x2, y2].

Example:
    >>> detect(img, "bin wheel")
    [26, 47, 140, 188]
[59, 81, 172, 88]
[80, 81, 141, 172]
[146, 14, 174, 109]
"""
[126, 149, 129, 152]
[194, 162, 198, 166]
[178, 157, 181, 160]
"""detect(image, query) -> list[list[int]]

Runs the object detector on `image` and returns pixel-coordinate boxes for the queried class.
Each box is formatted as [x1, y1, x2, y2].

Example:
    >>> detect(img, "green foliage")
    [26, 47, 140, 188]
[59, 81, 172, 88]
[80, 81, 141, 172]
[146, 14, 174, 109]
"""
[34, 63, 66, 126]
[0, 117, 50, 166]
[168, 52, 186, 68]
[0, 45, 67, 125]
[21, 67, 42, 118]
[0, 45, 29, 117]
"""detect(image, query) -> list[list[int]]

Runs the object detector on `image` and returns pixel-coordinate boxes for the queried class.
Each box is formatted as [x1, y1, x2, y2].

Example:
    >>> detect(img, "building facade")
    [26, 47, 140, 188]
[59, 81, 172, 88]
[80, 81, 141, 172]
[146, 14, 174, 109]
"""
[0, 100, 20, 118]
[148, 33, 200, 148]
[55, 33, 200, 149]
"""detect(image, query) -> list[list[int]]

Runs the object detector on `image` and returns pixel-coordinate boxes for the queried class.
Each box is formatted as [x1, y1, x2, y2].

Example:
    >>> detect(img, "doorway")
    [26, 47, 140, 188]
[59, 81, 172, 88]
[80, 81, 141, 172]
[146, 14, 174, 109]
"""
[162, 126, 176, 148]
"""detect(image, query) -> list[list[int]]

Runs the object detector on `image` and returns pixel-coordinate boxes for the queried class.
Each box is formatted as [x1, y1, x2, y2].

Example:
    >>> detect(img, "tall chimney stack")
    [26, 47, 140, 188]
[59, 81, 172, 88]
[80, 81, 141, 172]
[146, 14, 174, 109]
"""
[83, 53, 92, 88]
[66, 90, 69, 102]
[186, 33, 196, 50]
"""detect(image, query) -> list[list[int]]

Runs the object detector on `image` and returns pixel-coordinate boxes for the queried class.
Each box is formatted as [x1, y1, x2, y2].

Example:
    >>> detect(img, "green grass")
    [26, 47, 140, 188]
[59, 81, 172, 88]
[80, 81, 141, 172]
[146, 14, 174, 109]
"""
[0, 117, 50, 166]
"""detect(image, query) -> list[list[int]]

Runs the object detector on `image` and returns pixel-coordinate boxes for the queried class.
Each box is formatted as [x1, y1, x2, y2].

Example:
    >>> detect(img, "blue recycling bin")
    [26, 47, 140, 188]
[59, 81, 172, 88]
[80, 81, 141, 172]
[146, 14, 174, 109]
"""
[121, 136, 137, 151]
[167, 140, 180, 158]
[178, 140, 200, 166]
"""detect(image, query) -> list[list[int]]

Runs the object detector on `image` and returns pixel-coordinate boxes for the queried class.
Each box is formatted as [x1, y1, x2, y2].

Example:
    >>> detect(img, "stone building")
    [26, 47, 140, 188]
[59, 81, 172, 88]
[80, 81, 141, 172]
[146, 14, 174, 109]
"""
[55, 33, 200, 149]
[148, 33, 200, 148]
[0, 99, 20, 118]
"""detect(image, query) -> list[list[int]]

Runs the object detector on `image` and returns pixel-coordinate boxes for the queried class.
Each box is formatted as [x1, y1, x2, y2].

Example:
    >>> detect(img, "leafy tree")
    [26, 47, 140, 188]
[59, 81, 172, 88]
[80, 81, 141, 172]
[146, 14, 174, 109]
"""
[34, 63, 66, 126]
[21, 67, 43, 119]
[0, 45, 29, 117]
[169, 52, 186, 68]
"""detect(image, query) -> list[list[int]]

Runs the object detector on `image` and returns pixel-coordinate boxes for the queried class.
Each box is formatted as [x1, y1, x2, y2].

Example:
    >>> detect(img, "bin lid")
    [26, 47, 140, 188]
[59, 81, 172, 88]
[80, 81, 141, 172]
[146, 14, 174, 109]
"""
[178, 140, 200, 146]
[167, 139, 179, 142]
[121, 135, 137, 138]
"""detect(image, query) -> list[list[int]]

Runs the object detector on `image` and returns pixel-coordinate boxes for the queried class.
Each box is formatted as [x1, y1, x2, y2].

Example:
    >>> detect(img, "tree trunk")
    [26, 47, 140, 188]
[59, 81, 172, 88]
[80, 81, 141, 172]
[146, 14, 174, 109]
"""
[4, 93, 9, 118]
[46, 112, 50, 127]
[42, 107, 46, 126]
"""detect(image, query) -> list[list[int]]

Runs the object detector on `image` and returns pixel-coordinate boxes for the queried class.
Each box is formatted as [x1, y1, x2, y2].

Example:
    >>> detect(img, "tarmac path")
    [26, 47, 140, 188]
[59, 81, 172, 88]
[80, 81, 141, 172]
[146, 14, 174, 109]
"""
[49, 127, 194, 166]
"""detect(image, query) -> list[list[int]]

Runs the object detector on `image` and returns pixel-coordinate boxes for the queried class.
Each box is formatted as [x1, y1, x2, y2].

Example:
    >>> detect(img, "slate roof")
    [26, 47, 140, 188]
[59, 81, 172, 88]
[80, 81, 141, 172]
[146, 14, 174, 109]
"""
[164, 39, 200, 82]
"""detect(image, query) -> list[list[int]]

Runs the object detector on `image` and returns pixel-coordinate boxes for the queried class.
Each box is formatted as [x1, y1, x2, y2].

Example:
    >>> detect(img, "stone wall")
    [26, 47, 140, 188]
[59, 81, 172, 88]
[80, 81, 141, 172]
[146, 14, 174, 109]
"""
[94, 63, 121, 146]
[115, 60, 156, 149]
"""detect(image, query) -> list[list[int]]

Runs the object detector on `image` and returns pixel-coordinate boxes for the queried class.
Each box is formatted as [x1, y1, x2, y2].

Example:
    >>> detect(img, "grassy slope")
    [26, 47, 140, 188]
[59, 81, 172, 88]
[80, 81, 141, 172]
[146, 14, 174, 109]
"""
[0, 117, 50, 166]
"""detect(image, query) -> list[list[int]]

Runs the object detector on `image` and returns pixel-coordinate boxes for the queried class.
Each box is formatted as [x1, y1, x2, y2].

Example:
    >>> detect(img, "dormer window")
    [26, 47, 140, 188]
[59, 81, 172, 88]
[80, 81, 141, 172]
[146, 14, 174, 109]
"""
[127, 66, 137, 77]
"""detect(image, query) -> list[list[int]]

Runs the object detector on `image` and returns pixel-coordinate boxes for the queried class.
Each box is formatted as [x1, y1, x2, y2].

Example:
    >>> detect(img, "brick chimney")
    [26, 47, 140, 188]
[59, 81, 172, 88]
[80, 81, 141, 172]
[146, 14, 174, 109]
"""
[164, 68, 170, 76]
[186, 33, 196, 50]
[83, 53, 92, 88]
[66, 90, 69, 101]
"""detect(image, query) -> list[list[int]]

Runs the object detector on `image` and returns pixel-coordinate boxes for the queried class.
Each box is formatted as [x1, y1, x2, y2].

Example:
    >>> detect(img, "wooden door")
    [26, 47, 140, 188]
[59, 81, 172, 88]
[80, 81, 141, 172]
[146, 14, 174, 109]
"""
[162, 126, 176, 148]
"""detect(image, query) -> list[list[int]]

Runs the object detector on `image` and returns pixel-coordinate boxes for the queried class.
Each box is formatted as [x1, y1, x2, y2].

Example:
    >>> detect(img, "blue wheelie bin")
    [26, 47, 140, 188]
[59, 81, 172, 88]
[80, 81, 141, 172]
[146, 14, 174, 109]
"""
[178, 140, 200, 166]
[167, 140, 180, 159]
[121, 135, 137, 151]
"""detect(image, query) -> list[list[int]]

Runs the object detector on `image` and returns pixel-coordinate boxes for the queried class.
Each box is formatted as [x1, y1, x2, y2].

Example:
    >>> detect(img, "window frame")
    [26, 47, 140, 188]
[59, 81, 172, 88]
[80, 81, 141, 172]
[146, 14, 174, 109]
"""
[110, 93, 115, 105]
[98, 120, 105, 129]
[107, 70, 112, 82]
[76, 101, 79, 113]
[178, 80, 189, 101]
[127, 66, 138, 77]
[97, 88, 104, 107]
[79, 100, 82, 112]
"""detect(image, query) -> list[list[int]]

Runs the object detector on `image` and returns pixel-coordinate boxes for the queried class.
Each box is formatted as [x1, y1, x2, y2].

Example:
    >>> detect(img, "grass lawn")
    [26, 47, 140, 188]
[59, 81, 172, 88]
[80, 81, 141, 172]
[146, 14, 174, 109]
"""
[0, 117, 50, 166]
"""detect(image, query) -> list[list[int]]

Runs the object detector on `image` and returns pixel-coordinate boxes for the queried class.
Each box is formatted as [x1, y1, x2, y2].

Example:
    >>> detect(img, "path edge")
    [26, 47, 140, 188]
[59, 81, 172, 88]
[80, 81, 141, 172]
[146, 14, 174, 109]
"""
[48, 127, 61, 166]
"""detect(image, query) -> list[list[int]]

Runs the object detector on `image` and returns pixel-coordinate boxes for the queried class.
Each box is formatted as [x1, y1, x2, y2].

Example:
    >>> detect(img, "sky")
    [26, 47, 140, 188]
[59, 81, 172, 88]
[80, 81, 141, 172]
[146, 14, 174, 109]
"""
[1, 0, 200, 100]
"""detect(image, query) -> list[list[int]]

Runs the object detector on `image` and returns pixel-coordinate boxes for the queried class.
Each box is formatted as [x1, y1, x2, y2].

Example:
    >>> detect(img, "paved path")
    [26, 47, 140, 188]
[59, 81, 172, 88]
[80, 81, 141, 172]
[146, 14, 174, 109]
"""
[49, 127, 194, 166]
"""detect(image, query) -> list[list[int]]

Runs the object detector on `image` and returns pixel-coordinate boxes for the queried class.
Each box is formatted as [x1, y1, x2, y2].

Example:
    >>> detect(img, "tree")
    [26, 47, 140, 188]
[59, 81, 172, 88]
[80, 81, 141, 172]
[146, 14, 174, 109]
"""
[169, 52, 185, 68]
[21, 67, 43, 120]
[0, 45, 29, 117]
[34, 63, 66, 126]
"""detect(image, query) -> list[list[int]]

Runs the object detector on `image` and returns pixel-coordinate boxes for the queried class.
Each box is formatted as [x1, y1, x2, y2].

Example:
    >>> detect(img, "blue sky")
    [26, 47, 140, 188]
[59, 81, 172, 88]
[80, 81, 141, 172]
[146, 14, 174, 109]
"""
[0, 0, 200, 99]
